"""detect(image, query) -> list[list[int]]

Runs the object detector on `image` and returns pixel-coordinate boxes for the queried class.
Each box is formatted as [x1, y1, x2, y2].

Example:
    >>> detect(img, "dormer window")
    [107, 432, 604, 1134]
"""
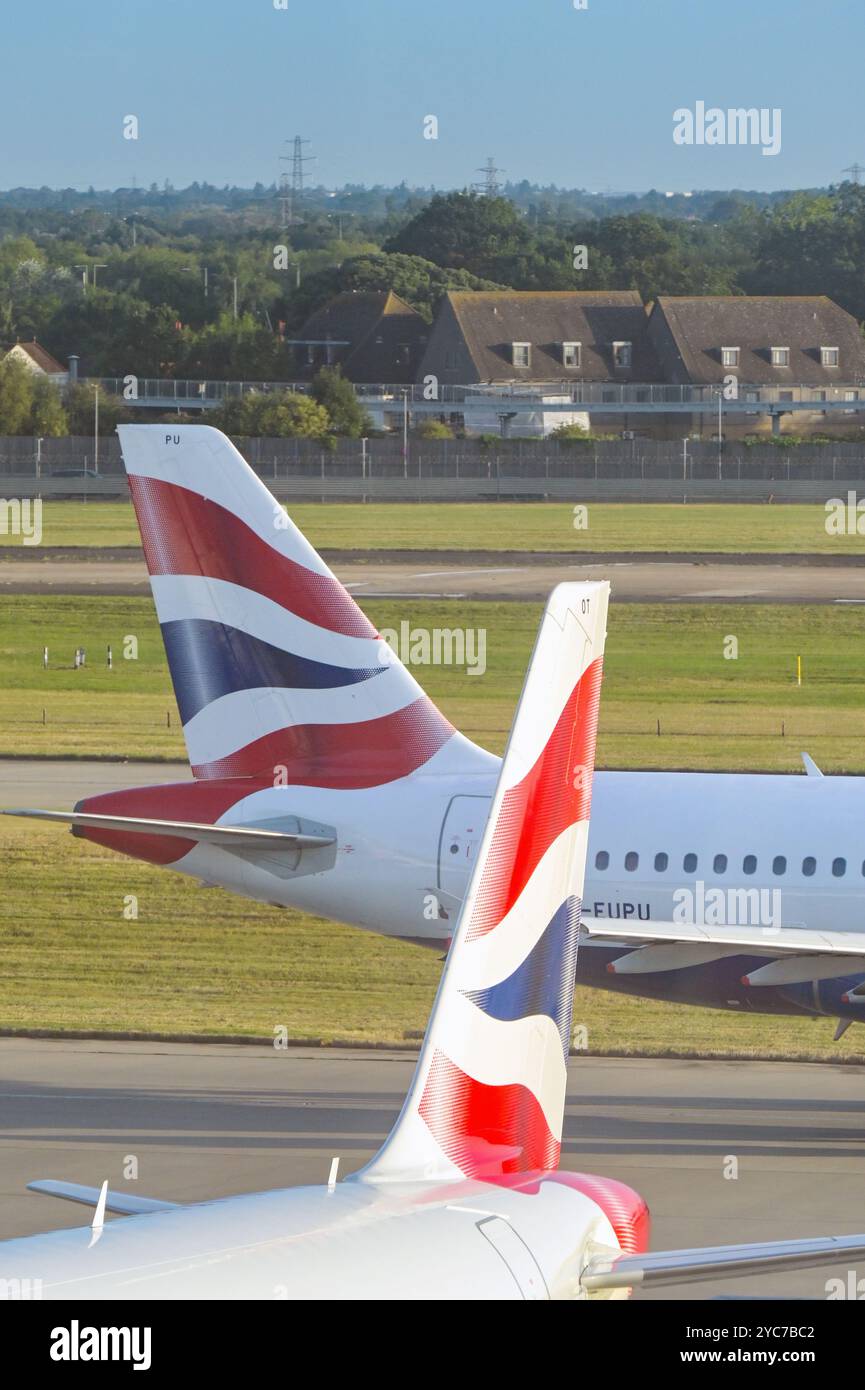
[512, 342, 531, 369]
[613, 341, 632, 369]
[563, 341, 582, 368]
[721, 346, 740, 368]
[821, 346, 840, 367]
[771, 346, 790, 367]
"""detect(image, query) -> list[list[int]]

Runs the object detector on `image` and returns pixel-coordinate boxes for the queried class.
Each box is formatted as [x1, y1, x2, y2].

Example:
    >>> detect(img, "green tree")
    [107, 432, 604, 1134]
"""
[416, 419, 454, 439]
[30, 376, 68, 435]
[288, 253, 505, 326]
[0, 356, 35, 432]
[47, 288, 182, 376]
[385, 192, 532, 280]
[181, 312, 286, 379]
[310, 367, 371, 436]
[63, 383, 135, 435]
[212, 389, 331, 438]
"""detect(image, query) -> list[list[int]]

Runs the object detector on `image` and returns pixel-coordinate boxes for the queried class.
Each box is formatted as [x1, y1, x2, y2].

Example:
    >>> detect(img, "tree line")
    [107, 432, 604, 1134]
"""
[0, 181, 863, 434]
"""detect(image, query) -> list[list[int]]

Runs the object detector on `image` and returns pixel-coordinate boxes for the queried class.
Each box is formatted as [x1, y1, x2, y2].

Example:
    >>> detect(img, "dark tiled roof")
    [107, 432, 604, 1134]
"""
[443, 290, 662, 381]
[297, 291, 426, 382]
[6, 340, 67, 375]
[651, 296, 865, 384]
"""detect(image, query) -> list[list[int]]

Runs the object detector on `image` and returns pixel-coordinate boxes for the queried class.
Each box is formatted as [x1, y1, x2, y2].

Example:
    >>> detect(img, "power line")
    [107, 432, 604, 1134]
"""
[473, 156, 505, 197]
[842, 162, 864, 184]
[279, 136, 315, 229]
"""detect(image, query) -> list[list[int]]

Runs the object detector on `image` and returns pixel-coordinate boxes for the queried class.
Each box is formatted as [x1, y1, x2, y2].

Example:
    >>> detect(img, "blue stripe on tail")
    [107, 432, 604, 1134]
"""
[464, 896, 583, 1056]
[161, 618, 384, 723]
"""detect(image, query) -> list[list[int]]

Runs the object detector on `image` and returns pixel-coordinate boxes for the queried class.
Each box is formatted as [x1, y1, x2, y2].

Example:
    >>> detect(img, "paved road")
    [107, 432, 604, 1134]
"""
[5, 555, 865, 603]
[0, 760, 190, 810]
[0, 1039, 862, 1300]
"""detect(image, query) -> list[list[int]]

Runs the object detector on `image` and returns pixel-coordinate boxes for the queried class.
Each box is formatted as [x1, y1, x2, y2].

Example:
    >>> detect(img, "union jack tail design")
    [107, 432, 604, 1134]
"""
[117, 425, 456, 788]
[364, 580, 609, 1183]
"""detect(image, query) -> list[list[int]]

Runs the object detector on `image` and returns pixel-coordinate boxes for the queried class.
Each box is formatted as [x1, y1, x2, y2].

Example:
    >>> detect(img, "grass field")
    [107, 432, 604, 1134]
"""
[0, 817, 861, 1059]
[3, 594, 865, 771]
[2, 500, 864, 554]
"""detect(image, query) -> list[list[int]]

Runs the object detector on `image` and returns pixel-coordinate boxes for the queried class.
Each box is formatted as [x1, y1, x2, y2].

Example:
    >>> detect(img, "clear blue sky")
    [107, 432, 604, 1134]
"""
[4, 0, 862, 192]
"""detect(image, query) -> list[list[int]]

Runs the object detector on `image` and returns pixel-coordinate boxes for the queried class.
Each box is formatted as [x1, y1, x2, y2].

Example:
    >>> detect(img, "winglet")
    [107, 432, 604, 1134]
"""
[88, 1180, 109, 1247]
[801, 752, 823, 777]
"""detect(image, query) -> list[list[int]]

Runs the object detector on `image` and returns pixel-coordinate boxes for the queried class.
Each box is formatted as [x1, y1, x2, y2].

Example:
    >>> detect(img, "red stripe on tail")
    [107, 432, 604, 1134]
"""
[192, 697, 455, 784]
[467, 656, 603, 940]
[128, 475, 376, 638]
[418, 1051, 559, 1178]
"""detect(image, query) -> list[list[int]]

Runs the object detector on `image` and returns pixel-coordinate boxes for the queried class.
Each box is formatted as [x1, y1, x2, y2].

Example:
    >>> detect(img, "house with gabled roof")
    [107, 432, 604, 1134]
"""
[418, 289, 662, 387]
[293, 290, 427, 384]
[412, 289, 663, 435]
[3, 340, 70, 382]
[647, 295, 865, 436]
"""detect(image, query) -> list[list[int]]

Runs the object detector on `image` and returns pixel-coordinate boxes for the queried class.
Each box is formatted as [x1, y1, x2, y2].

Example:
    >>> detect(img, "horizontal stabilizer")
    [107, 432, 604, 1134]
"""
[3, 809, 335, 852]
[27, 1180, 180, 1217]
[582, 1232, 865, 1292]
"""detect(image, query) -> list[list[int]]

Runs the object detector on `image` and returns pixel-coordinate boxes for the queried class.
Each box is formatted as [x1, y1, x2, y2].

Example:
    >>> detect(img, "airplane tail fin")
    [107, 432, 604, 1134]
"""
[117, 425, 455, 787]
[363, 580, 609, 1183]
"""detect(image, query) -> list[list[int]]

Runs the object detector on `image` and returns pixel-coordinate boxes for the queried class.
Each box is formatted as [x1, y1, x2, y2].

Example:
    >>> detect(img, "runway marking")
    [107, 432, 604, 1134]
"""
[344, 591, 466, 599]
[409, 567, 522, 579]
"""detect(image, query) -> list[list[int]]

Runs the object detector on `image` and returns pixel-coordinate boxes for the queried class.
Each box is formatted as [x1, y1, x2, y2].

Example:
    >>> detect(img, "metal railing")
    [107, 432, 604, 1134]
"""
[88, 378, 865, 411]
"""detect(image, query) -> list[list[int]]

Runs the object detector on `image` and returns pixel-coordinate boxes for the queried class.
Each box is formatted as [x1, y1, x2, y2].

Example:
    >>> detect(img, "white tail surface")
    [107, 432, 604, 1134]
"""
[363, 580, 610, 1183]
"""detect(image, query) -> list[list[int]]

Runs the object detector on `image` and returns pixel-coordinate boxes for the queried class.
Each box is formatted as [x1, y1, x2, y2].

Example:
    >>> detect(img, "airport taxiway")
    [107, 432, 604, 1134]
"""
[0, 1038, 863, 1300]
[3, 551, 865, 603]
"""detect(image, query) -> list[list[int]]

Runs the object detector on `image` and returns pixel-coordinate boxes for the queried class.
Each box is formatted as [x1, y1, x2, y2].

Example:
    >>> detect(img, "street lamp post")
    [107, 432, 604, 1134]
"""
[402, 391, 410, 479]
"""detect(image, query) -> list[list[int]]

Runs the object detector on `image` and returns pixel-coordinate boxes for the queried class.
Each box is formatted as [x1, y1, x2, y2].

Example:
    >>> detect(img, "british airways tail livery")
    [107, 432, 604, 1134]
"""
[366, 582, 605, 1185]
[5, 578, 865, 1299]
[120, 424, 458, 786]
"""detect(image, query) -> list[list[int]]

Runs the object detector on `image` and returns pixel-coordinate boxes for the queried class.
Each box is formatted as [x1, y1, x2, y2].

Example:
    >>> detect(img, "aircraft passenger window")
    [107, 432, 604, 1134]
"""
[595, 851, 610, 870]
[772, 856, 787, 875]
[833, 857, 847, 877]
[683, 853, 697, 872]
[713, 854, 727, 873]
[654, 852, 668, 871]
[802, 856, 816, 877]
[743, 855, 757, 875]
[624, 851, 639, 872]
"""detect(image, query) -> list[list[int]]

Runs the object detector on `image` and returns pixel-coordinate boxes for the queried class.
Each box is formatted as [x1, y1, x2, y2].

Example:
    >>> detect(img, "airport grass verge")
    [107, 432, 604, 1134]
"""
[3, 595, 865, 771]
[1, 500, 861, 554]
[0, 818, 863, 1061]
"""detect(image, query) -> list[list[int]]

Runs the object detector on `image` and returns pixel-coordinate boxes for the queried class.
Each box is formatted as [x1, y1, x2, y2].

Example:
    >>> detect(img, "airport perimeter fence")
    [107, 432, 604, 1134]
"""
[2, 435, 865, 501]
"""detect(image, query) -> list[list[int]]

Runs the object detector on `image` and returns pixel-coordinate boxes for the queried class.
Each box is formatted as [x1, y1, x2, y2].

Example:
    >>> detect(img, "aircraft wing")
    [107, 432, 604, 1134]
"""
[582, 1232, 865, 1291]
[581, 919, 865, 988]
[2, 808, 335, 852]
[27, 1180, 180, 1217]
